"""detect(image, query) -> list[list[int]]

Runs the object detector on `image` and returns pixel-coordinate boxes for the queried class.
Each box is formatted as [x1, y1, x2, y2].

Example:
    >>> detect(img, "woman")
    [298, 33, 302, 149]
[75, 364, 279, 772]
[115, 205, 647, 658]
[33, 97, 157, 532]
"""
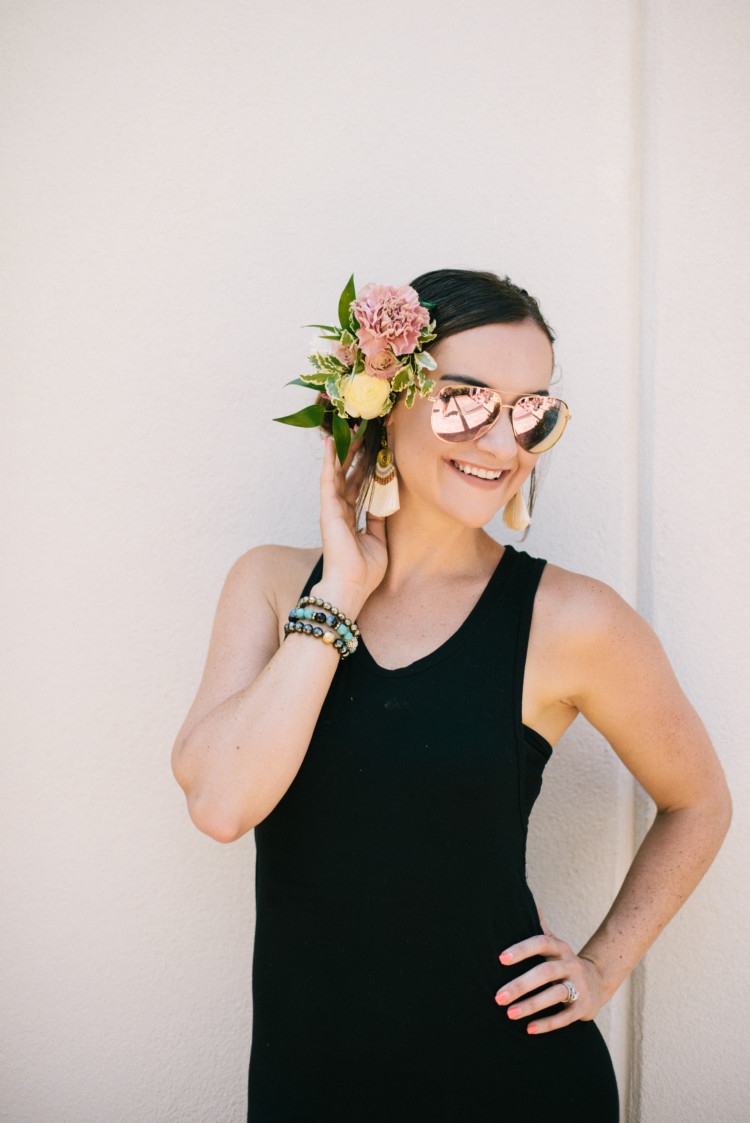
[172, 269, 731, 1121]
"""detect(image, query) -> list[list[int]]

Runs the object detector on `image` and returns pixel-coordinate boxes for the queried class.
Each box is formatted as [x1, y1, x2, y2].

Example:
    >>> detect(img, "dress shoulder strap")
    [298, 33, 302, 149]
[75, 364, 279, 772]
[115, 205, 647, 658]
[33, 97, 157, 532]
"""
[300, 555, 324, 598]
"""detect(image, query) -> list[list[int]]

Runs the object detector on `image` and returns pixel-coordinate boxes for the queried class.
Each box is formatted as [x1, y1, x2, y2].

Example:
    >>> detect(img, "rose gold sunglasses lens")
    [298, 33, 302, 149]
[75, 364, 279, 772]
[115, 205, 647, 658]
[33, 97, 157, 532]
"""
[512, 396, 569, 453]
[430, 387, 501, 443]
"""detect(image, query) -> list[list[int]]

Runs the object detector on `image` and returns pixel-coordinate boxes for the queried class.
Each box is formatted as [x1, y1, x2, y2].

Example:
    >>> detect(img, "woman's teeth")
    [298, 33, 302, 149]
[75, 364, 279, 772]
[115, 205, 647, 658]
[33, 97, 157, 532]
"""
[452, 461, 504, 481]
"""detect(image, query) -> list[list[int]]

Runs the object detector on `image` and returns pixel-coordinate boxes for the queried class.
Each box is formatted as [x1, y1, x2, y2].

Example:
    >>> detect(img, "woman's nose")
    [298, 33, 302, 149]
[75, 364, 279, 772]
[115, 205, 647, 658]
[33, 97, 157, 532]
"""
[474, 407, 517, 458]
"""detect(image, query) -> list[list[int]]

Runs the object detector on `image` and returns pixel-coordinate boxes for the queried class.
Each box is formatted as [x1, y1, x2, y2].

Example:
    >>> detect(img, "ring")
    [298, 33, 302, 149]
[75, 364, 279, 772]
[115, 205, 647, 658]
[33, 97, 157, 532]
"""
[561, 980, 579, 1005]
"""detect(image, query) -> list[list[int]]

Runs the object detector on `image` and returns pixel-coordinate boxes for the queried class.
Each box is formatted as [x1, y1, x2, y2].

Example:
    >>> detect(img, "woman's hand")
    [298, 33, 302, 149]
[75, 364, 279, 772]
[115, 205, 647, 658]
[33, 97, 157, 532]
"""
[494, 926, 606, 1034]
[315, 435, 389, 615]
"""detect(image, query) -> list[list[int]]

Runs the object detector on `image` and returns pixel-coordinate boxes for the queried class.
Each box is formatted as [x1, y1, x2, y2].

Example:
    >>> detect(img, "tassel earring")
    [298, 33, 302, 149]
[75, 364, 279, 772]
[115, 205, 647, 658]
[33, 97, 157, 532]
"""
[361, 430, 400, 517]
[502, 489, 531, 531]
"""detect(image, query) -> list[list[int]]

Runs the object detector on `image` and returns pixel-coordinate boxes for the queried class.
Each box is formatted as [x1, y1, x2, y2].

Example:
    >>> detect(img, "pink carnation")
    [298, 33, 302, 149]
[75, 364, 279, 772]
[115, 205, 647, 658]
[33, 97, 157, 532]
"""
[352, 283, 430, 358]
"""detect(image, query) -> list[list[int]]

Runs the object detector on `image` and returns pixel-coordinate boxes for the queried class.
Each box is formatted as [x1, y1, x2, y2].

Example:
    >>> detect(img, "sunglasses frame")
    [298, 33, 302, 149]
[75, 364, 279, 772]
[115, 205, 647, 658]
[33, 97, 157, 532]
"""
[427, 385, 570, 453]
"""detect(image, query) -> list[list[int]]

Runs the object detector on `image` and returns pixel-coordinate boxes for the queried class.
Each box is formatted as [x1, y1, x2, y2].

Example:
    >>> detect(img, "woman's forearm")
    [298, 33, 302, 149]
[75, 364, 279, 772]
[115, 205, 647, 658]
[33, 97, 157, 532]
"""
[578, 793, 732, 1001]
[172, 635, 340, 841]
[172, 572, 368, 841]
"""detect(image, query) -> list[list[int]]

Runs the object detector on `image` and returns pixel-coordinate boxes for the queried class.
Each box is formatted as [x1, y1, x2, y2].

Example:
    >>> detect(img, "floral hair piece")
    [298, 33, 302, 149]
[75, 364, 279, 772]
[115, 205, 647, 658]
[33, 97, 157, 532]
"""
[274, 276, 437, 464]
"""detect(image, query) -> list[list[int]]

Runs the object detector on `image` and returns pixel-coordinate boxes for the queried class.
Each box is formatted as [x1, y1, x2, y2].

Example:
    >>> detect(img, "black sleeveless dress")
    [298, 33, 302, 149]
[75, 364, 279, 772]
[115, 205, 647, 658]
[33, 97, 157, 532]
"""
[248, 547, 619, 1121]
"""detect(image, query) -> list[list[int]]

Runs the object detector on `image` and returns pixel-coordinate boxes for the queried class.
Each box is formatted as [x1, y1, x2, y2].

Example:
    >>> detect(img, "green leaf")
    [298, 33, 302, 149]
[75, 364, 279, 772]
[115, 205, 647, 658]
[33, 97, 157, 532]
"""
[274, 403, 326, 428]
[305, 323, 340, 334]
[331, 411, 352, 464]
[417, 351, 437, 371]
[310, 352, 348, 377]
[390, 368, 412, 394]
[338, 275, 357, 329]
[404, 384, 417, 408]
[326, 374, 348, 419]
[287, 377, 325, 390]
[352, 417, 368, 443]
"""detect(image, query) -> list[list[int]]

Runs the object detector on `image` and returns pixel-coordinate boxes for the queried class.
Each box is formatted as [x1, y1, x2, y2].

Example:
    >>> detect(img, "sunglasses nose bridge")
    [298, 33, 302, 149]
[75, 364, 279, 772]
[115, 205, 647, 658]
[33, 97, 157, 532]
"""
[475, 401, 518, 453]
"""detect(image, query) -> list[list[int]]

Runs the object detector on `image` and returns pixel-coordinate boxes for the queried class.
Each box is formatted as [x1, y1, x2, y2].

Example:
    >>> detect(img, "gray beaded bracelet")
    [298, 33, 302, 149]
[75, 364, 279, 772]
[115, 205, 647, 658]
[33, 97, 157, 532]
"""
[284, 597, 360, 658]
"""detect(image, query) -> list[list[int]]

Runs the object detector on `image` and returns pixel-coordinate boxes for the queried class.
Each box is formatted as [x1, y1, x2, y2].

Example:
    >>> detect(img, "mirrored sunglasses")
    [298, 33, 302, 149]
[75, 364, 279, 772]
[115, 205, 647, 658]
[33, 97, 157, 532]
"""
[428, 385, 570, 453]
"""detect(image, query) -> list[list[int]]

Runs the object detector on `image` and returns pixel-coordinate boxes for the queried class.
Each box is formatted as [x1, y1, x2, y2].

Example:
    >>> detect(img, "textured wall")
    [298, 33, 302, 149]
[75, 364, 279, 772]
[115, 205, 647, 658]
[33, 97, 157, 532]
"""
[1, 2, 746, 1120]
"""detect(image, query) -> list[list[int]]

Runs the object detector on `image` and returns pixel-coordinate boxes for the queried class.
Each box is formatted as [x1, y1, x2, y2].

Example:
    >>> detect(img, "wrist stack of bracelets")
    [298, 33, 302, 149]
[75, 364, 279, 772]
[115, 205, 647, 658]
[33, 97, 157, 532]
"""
[283, 596, 360, 658]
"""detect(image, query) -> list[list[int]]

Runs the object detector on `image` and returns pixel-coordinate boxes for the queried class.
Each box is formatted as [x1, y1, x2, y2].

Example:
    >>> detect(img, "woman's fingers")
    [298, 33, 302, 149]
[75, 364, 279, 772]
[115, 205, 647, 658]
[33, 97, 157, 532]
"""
[364, 512, 387, 544]
[499, 932, 566, 966]
[496, 956, 569, 1001]
[502, 979, 579, 1021]
[317, 438, 389, 599]
[494, 931, 605, 1033]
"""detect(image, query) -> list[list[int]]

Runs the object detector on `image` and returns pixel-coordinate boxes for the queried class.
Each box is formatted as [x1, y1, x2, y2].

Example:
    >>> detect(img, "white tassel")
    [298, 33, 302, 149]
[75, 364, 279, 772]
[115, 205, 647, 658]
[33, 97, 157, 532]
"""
[361, 443, 400, 517]
[502, 489, 531, 531]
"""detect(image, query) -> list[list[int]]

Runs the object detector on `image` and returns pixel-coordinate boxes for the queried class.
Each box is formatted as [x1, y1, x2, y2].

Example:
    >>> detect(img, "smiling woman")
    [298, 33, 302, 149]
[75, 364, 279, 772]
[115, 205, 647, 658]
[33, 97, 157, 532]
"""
[171, 269, 731, 1122]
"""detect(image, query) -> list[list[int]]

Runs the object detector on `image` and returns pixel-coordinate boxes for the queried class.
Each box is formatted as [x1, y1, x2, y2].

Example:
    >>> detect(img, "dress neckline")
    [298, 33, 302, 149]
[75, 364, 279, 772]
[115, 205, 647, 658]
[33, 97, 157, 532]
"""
[355, 545, 518, 678]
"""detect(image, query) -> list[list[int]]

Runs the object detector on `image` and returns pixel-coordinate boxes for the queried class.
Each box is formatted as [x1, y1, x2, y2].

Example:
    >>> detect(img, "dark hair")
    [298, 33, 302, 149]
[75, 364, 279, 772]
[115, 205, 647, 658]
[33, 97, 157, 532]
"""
[355, 268, 554, 520]
[410, 268, 554, 349]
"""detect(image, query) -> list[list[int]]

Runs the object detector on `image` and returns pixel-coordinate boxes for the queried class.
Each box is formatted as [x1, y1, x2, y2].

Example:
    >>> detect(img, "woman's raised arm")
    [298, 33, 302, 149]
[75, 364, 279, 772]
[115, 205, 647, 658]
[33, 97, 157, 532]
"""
[171, 439, 388, 841]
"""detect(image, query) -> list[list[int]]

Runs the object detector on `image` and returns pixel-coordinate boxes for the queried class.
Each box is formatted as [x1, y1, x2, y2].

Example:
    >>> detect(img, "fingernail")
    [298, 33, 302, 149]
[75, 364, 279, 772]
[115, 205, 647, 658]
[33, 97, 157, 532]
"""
[507, 1007, 521, 1020]
[527, 1024, 538, 1035]
[499, 951, 513, 964]
[495, 990, 510, 1005]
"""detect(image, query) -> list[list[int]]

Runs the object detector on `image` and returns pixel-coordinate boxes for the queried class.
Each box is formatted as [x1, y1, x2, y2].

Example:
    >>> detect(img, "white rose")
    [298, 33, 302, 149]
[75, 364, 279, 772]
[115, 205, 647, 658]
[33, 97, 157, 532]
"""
[343, 373, 392, 419]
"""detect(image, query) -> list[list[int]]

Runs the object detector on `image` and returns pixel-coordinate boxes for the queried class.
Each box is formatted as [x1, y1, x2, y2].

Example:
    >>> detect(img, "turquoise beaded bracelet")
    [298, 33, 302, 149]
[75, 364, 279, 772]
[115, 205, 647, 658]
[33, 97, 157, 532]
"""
[284, 596, 360, 658]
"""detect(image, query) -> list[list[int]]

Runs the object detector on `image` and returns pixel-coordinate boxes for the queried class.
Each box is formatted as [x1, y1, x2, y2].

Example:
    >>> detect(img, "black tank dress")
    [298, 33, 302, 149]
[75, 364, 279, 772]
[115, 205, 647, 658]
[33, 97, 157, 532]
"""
[248, 546, 619, 1121]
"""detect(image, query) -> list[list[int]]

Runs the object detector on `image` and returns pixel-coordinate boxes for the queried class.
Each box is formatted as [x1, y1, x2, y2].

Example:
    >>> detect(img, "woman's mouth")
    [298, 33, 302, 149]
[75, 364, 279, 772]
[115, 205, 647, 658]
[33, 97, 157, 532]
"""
[450, 459, 507, 482]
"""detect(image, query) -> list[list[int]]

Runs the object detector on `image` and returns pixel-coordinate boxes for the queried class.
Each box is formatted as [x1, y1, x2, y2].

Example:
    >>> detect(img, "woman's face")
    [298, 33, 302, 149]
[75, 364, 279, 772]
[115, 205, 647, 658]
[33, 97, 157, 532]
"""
[386, 320, 554, 529]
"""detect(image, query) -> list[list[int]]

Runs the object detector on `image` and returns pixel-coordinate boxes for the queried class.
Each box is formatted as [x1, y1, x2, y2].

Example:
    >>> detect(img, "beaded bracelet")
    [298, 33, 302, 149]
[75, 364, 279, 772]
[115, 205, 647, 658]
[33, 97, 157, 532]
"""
[284, 596, 360, 658]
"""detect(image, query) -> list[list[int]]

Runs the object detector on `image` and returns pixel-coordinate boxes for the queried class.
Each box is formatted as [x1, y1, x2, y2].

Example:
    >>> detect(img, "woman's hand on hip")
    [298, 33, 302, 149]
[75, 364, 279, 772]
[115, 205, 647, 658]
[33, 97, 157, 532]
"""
[315, 435, 388, 614]
[494, 929, 606, 1034]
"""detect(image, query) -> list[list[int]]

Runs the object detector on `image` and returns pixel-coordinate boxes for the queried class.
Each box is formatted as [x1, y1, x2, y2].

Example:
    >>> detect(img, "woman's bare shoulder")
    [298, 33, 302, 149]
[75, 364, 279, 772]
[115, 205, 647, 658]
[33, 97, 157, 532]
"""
[227, 543, 322, 616]
[529, 557, 664, 696]
[534, 561, 640, 641]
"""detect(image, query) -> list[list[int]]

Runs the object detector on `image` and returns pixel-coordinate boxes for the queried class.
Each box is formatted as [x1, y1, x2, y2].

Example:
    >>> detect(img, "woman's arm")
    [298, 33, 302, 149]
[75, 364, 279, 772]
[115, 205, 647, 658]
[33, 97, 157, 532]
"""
[495, 573, 732, 1032]
[171, 439, 388, 841]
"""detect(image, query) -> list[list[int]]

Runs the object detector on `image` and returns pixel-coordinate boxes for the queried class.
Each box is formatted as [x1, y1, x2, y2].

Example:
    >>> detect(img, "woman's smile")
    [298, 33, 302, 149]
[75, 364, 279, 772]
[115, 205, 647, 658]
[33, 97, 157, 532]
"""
[448, 458, 509, 483]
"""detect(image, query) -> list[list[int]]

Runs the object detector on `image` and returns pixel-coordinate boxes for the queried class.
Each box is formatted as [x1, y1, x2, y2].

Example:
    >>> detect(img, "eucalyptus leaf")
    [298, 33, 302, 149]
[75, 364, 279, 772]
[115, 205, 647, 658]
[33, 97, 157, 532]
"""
[274, 403, 326, 428]
[338, 276, 357, 330]
[332, 411, 352, 464]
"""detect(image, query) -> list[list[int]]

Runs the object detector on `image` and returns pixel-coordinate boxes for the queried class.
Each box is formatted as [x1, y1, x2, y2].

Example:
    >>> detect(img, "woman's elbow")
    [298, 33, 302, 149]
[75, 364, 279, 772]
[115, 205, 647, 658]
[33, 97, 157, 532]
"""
[171, 740, 255, 843]
[183, 787, 254, 843]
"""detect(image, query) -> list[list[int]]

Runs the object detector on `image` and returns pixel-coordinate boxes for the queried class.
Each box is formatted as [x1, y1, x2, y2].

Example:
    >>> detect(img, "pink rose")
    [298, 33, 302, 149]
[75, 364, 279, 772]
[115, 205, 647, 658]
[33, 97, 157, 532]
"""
[364, 347, 401, 380]
[352, 283, 430, 358]
[333, 341, 357, 367]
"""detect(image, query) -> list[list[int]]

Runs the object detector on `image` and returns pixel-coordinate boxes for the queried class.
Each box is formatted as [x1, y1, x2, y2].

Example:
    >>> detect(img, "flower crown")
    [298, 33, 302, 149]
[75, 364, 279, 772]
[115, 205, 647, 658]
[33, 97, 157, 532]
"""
[275, 276, 437, 464]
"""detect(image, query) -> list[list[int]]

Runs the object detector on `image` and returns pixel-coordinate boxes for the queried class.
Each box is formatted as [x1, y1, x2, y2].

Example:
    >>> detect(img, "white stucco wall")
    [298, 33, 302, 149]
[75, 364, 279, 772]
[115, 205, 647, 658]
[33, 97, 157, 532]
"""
[2, 2, 747, 1120]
